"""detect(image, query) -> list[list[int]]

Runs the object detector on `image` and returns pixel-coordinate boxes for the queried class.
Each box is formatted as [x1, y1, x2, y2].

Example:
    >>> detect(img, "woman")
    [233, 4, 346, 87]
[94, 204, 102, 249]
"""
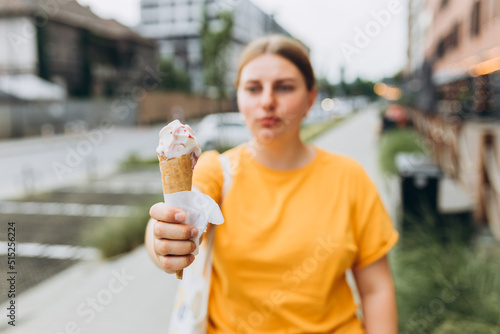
[146, 35, 398, 333]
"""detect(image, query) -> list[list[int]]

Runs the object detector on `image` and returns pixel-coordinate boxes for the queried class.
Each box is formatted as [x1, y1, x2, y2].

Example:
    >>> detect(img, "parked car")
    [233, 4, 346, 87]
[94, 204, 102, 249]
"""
[195, 112, 251, 151]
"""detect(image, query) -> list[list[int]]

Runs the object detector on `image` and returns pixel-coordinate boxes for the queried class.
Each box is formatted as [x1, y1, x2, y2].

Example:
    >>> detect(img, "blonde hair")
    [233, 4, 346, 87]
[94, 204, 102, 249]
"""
[235, 35, 316, 91]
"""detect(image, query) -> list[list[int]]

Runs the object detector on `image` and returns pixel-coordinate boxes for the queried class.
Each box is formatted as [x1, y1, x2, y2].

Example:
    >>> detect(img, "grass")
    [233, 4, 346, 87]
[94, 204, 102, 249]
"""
[378, 127, 427, 175]
[393, 211, 500, 333]
[81, 200, 159, 259]
[300, 116, 349, 142]
[120, 151, 158, 170]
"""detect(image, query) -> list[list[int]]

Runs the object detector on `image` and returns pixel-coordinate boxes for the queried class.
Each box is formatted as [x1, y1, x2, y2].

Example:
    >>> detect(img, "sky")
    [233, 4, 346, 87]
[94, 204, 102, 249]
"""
[77, 0, 408, 84]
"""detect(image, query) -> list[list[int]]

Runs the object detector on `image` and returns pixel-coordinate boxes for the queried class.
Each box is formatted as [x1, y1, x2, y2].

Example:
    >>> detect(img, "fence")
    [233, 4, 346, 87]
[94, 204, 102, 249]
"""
[409, 109, 500, 239]
[0, 98, 136, 139]
[0, 91, 230, 139]
[137, 92, 231, 126]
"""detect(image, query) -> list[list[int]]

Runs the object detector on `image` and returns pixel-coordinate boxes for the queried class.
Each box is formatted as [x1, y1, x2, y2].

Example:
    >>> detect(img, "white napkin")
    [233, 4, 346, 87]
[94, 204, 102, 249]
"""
[163, 191, 224, 255]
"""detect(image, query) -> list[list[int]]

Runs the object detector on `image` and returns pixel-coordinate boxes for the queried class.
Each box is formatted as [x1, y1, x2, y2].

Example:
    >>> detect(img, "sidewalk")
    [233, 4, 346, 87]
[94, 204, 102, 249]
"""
[1, 247, 179, 333]
[0, 106, 428, 333]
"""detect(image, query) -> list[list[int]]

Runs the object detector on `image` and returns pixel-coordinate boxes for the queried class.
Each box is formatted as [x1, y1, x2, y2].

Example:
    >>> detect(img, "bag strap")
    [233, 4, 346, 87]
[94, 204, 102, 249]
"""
[203, 154, 231, 253]
[218, 154, 232, 201]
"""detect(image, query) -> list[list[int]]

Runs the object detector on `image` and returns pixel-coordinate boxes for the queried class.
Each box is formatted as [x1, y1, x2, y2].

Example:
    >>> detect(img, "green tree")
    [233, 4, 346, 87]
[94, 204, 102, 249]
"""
[316, 77, 336, 97]
[334, 77, 376, 98]
[350, 77, 376, 98]
[391, 70, 404, 84]
[200, 4, 234, 101]
[157, 58, 191, 93]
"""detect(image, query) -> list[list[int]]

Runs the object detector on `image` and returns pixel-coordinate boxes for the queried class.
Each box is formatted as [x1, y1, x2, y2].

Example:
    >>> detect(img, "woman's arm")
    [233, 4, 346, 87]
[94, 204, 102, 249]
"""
[353, 256, 398, 334]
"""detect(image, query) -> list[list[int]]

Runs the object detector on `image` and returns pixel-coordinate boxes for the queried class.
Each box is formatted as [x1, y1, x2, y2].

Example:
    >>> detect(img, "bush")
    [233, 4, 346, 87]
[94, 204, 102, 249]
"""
[378, 128, 427, 175]
[82, 203, 155, 258]
[394, 212, 500, 333]
[433, 316, 500, 334]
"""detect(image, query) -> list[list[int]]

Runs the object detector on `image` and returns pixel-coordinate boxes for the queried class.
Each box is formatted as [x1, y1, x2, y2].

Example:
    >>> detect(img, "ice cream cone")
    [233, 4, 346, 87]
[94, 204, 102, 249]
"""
[156, 120, 201, 280]
[158, 154, 193, 280]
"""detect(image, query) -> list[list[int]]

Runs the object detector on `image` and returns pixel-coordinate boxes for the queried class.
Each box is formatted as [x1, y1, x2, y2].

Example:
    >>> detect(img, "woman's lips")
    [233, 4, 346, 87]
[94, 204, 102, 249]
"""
[259, 117, 281, 126]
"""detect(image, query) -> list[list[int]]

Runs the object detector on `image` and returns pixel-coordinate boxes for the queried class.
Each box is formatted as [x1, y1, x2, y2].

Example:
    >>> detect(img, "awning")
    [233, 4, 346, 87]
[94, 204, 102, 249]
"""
[0, 74, 66, 101]
[432, 67, 469, 86]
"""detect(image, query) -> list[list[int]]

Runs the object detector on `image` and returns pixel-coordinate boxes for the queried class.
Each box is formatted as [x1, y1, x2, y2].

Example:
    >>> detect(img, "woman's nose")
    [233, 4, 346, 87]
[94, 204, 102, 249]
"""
[260, 87, 276, 111]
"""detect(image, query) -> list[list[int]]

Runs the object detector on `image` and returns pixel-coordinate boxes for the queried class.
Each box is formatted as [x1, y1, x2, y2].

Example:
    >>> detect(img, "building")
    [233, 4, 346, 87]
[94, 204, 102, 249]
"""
[0, 0, 157, 97]
[409, 0, 500, 118]
[405, 0, 435, 111]
[137, 0, 290, 95]
[406, 0, 428, 76]
[406, 0, 500, 238]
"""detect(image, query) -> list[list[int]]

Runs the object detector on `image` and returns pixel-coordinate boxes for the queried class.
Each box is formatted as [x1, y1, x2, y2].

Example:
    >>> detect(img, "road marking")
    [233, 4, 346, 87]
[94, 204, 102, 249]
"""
[0, 201, 134, 217]
[0, 241, 100, 260]
[60, 182, 161, 194]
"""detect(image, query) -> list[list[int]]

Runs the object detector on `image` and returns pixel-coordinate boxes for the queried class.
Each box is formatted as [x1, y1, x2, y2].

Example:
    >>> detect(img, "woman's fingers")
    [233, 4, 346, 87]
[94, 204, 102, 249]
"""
[155, 238, 197, 256]
[150, 202, 198, 241]
[149, 202, 186, 223]
[148, 202, 203, 273]
[153, 220, 198, 240]
[157, 254, 195, 273]
[148, 202, 205, 273]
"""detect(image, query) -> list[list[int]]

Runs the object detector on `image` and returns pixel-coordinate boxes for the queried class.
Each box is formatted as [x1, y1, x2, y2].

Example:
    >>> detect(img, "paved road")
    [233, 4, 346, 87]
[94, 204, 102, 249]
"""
[0, 107, 392, 333]
[0, 125, 163, 200]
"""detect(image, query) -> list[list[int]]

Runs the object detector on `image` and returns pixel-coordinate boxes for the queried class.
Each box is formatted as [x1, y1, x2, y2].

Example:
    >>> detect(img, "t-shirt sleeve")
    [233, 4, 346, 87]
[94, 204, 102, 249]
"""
[193, 150, 223, 205]
[350, 163, 399, 271]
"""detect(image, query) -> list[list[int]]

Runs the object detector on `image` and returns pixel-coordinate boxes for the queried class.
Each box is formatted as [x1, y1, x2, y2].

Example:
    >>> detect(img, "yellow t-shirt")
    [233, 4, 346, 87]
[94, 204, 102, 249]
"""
[193, 145, 399, 334]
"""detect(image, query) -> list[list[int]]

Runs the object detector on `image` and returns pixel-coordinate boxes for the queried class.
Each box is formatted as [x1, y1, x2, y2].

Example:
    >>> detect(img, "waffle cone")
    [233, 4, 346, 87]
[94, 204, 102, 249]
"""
[159, 154, 193, 194]
[158, 154, 193, 280]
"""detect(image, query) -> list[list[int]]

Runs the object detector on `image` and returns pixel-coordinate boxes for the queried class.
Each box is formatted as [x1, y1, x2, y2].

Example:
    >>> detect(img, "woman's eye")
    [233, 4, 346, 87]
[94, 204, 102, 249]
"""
[277, 85, 294, 92]
[245, 86, 260, 93]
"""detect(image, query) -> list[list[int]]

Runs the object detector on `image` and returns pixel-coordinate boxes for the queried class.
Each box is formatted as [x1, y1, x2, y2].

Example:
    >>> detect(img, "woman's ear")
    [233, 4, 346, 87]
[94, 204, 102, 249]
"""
[307, 86, 318, 109]
[302, 86, 318, 121]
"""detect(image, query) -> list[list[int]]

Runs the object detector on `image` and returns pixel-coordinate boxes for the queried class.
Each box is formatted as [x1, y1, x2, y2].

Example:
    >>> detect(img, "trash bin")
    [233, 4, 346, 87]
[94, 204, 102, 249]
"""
[396, 153, 443, 223]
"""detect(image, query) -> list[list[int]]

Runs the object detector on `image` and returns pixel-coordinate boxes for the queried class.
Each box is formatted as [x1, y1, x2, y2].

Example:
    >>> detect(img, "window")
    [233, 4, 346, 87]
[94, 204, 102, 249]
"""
[436, 23, 460, 59]
[142, 2, 158, 9]
[437, 40, 445, 58]
[471, 1, 481, 36]
[450, 23, 460, 49]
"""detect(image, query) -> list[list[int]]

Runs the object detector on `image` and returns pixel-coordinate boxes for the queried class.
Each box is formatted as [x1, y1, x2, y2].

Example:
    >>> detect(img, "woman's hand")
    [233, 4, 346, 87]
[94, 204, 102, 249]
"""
[145, 203, 199, 274]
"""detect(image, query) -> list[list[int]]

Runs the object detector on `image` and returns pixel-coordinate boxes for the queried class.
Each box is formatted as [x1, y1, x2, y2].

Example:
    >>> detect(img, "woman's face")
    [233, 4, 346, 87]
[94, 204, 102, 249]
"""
[237, 54, 317, 144]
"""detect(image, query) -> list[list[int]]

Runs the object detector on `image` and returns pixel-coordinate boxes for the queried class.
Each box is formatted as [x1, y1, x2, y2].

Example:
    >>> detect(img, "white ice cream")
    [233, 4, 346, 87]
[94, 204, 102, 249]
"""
[156, 120, 202, 168]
